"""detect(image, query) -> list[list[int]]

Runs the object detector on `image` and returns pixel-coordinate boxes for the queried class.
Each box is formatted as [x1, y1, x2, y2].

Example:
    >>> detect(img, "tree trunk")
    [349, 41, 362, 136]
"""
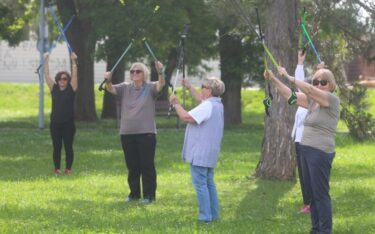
[101, 59, 125, 119]
[57, 0, 98, 121]
[219, 27, 243, 125]
[254, 0, 299, 180]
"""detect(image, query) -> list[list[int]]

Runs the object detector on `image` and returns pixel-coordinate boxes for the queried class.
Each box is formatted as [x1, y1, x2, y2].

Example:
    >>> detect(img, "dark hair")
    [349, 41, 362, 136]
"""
[54, 71, 71, 83]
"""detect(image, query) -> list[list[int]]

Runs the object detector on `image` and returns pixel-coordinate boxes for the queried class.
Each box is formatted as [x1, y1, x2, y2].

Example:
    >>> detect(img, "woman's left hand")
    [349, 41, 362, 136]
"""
[70, 52, 78, 61]
[155, 61, 164, 74]
[169, 95, 179, 106]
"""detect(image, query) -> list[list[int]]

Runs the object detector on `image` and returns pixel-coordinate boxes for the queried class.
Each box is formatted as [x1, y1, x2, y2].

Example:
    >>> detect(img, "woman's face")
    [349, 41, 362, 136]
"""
[312, 76, 331, 92]
[57, 74, 69, 88]
[130, 65, 144, 82]
[201, 83, 212, 99]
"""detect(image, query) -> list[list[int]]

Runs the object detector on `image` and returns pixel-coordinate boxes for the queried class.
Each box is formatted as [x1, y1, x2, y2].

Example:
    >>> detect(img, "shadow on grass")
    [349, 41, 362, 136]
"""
[216, 177, 305, 233]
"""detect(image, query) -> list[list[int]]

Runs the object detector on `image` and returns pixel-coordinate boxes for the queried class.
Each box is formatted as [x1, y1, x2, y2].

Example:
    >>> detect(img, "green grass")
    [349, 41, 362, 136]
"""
[0, 83, 375, 233]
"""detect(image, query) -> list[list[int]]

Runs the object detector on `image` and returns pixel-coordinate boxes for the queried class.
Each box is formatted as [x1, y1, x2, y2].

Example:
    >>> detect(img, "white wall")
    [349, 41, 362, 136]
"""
[0, 40, 220, 85]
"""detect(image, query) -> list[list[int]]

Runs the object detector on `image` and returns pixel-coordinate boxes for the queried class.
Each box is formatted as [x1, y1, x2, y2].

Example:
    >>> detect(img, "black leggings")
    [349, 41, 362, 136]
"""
[50, 119, 76, 170]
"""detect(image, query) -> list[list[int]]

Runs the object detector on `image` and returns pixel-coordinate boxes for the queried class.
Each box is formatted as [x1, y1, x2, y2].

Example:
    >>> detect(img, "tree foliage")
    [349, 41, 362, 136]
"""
[301, 0, 375, 140]
[0, 0, 36, 46]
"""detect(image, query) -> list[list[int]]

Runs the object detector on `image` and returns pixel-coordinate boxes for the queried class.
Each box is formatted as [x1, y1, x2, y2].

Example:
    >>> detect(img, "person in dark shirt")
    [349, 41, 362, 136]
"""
[44, 52, 78, 176]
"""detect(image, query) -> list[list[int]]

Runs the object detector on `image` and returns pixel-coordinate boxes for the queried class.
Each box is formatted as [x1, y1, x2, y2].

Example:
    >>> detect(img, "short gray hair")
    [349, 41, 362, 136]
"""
[202, 77, 225, 97]
[130, 62, 150, 81]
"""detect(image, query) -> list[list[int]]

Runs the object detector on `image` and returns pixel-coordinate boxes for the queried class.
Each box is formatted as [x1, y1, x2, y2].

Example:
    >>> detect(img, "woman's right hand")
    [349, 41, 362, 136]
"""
[181, 79, 191, 89]
[277, 66, 289, 78]
[263, 70, 275, 80]
[104, 72, 112, 82]
[43, 52, 50, 61]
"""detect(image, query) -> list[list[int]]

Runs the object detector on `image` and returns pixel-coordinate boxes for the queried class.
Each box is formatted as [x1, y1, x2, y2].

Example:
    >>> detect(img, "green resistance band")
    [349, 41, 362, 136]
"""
[288, 91, 297, 105]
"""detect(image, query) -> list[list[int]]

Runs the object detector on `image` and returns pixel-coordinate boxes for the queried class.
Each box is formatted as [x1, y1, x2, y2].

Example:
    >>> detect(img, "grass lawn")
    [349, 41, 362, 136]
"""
[0, 83, 374, 233]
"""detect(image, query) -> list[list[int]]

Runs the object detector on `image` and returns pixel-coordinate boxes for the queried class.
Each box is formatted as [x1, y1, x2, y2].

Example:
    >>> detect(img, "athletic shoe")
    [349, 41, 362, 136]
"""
[54, 169, 61, 176]
[64, 168, 72, 175]
[140, 197, 155, 205]
[299, 204, 310, 214]
[125, 196, 139, 203]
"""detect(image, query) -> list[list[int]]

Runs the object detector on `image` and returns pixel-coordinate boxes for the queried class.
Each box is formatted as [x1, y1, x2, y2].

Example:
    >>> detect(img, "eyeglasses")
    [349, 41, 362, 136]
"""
[130, 69, 143, 74]
[201, 84, 210, 89]
[312, 79, 329, 86]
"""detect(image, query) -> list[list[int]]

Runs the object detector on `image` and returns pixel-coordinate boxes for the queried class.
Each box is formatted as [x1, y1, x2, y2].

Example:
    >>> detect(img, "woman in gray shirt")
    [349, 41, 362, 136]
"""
[104, 61, 165, 204]
[264, 65, 339, 234]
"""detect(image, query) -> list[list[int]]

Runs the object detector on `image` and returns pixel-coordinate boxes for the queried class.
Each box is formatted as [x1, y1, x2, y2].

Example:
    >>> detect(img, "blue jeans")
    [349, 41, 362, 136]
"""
[190, 165, 219, 222]
[300, 145, 335, 234]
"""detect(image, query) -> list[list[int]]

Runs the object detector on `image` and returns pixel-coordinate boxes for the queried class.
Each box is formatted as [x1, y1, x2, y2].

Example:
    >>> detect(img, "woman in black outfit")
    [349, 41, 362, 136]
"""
[44, 52, 78, 176]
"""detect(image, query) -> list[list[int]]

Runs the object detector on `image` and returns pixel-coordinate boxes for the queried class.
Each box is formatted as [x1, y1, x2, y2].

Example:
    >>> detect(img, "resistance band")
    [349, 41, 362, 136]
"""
[35, 14, 75, 74]
[98, 5, 160, 91]
[48, 6, 74, 53]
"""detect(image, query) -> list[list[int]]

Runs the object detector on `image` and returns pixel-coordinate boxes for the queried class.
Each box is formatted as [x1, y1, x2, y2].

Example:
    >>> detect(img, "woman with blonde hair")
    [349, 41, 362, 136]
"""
[264, 64, 339, 234]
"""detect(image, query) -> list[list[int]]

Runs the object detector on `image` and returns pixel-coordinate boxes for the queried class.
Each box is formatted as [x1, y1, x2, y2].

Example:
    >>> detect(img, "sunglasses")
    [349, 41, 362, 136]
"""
[312, 79, 329, 86]
[201, 84, 210, 89]
[58, 77, 68, 81]
[130, 69, 143, 74]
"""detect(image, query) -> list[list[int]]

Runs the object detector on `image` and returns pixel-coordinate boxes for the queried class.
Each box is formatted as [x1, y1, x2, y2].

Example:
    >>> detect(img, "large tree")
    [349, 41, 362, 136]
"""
[254, 0, 299, 180]
[56, 0, 98, 121]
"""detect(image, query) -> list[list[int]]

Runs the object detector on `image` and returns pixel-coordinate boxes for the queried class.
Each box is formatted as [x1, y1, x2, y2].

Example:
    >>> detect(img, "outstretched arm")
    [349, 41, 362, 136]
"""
[70, 52, 78, 91]
[278, 66, 330, 107]
[264, 69, 309, 108]
[43, 52, 55, 91]
[169, 95, 196, 123]
[182, 79, 203, 102]
[155, 61, 165, 92]
[103, 72, 117, 95]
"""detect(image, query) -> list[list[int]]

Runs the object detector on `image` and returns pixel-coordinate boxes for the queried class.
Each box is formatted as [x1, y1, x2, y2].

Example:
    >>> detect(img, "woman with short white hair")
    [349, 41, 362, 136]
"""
[105, 61, 165, 204]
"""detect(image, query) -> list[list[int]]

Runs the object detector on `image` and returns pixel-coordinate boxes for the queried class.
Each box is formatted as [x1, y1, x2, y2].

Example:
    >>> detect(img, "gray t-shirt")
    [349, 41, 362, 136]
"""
[113, 81, 158, 135]
[301, 93, 340, 153]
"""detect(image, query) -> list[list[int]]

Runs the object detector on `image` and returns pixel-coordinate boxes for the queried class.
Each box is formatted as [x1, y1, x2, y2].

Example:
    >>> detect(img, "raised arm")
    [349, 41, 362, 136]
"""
[264, 69, 309, 108]
[294, 50, 306, 82]
[155, 61, 165, 92]
[278, 66, 331, 107]
[70, 52, 78, 91]
[169, 94, 196, 123]
[103, 72, 117, 95]
[182, 79, 203, 102]
[43, 52, 55, 91]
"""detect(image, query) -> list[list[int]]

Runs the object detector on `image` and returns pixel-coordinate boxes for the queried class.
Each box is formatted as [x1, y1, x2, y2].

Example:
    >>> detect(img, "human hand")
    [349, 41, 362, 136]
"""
[263, 70, 275, 80]
[43, 52, 50, 61]
[169, 95, 179, 106]
[277, 66, 289, 77]
[181, 79, 191, 89]
[298, 50, 306, 64]
[104, 72, 112, 82]
[70, 52, 78, 62]
[316, 62, 325, 70]
[155, 61, 164, 75]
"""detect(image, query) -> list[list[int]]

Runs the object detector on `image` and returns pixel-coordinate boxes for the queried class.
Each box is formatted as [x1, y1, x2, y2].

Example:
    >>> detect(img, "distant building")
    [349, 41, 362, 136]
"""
[0, 40, 220, 85]
[346, 55, 375, 83]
